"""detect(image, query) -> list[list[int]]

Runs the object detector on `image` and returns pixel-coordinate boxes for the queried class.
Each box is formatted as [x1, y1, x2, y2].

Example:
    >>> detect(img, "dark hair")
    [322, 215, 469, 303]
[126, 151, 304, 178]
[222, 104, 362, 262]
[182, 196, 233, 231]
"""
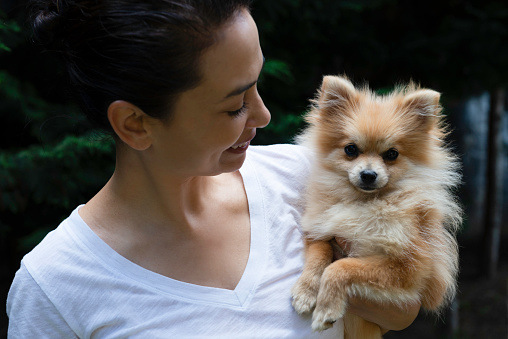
[29, 0, 252, 132]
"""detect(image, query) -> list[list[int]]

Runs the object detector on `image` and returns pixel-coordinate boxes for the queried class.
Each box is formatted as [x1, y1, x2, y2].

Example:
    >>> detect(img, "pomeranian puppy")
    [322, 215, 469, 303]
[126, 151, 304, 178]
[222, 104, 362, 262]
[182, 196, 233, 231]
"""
[291, 75, 462, 338]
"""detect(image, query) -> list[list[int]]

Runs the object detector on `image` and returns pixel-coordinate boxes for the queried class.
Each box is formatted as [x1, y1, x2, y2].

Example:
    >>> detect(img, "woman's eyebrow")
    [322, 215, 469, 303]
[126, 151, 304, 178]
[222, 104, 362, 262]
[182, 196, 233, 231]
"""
[221, 56, 266, 101]
[223, 80, 258, 100]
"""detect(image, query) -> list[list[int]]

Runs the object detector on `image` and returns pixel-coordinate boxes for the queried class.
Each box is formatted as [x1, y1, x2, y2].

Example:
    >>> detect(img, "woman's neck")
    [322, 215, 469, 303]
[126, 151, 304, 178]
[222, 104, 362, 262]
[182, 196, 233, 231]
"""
[78, 148, 250, 289]
[81, 146, 234, 237]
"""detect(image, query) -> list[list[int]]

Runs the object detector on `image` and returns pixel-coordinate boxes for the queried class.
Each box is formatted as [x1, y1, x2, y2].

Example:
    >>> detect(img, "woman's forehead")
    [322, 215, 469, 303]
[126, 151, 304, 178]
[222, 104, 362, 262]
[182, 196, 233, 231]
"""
[197, 10, 263, 102]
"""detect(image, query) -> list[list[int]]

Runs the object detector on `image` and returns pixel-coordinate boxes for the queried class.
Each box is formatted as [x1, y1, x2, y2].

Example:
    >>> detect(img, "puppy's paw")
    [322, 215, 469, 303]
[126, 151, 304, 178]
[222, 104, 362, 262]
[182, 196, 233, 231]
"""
[291, 276, 320, 314]
[311, 310, 338, 332]
[311, 295, 347, 332]
[311, 272, 348, 332]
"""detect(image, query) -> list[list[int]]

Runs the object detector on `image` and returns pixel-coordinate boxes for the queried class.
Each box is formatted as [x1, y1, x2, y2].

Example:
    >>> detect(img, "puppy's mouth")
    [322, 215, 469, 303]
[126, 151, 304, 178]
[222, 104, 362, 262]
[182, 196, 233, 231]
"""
[357, 185, 378, 192]
[351, 169, 385, 192]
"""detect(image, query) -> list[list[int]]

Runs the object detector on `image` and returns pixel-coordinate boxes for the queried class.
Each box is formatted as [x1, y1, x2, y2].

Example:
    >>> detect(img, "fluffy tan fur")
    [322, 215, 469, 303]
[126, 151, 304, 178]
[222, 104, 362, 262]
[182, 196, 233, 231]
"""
[291, 75, 462, 338]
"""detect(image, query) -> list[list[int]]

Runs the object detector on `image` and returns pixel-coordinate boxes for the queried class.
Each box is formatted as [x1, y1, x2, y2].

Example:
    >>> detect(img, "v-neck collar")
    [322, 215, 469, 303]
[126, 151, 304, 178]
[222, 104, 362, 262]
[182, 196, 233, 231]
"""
[65, 155, 267, 308]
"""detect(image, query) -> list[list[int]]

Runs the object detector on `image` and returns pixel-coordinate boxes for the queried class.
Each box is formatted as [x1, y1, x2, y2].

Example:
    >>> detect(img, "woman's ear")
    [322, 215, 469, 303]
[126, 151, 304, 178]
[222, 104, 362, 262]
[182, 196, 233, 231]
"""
[107, 100, 152, 151]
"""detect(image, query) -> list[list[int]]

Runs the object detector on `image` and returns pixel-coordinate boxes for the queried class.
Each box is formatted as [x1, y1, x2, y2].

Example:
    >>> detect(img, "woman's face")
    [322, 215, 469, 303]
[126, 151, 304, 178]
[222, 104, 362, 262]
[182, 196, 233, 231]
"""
[146, 9, 270, 178]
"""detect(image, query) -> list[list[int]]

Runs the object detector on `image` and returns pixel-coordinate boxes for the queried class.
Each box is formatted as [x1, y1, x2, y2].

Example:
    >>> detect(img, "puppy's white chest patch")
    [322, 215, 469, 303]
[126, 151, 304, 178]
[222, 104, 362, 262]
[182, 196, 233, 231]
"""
[303, 200, 414, 253]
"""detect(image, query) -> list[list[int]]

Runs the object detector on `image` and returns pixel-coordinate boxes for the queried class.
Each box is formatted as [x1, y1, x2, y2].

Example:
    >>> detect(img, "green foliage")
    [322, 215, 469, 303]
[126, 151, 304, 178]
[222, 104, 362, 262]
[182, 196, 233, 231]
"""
[0, 13, 20, 53]
[0, 70, 87, 147]
[260, 59, 294, 85]
[257, 58, 304, 144]
[0, 10, 115, 254]
[253, 0, 508, 98]
[0, 134, 114, 213]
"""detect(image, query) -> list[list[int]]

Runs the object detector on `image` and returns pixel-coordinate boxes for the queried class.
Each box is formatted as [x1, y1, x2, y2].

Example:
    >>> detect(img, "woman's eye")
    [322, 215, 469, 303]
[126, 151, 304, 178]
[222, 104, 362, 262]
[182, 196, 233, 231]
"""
[344, 144, 359, 157]
[227, 103, 248, 117]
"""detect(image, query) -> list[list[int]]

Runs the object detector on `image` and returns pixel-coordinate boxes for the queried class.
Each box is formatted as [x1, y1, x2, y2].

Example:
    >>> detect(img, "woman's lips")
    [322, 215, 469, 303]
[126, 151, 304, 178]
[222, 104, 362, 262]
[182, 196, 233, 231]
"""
[231, 140, 250, 150]
[227, 140, 250, 154]
[227, 132, 255, 154]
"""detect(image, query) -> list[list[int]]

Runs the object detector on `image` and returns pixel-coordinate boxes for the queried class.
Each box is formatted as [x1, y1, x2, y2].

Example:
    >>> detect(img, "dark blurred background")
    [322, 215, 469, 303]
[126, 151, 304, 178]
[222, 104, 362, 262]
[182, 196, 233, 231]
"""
[1, 0, 507, 338]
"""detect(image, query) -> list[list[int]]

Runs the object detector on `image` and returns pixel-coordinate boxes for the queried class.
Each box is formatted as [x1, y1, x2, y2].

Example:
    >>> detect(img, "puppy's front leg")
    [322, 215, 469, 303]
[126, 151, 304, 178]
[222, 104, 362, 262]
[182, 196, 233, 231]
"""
[312, 255, 415, 332]
[311, 256, 351, 332]
[291, 239, 334, 315]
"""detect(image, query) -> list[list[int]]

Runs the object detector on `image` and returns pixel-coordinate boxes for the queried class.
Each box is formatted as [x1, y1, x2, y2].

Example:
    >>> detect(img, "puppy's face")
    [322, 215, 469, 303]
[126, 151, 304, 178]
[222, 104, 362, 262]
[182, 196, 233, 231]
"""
[330, 111, 409, 194]
[342, 142, 398, 192]
[307, 75, 442, 195]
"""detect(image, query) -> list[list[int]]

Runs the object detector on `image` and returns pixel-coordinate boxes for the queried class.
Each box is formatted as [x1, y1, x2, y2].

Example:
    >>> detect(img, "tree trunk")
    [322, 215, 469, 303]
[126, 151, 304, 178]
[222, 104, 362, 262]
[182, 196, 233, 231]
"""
[480, 88, 505, 279]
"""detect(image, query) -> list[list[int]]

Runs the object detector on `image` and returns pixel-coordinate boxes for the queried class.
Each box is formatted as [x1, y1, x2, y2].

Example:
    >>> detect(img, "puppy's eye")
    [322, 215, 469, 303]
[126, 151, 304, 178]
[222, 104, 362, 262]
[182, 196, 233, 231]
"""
[383, 148, 399, 161]
[344, 144, 359, 157]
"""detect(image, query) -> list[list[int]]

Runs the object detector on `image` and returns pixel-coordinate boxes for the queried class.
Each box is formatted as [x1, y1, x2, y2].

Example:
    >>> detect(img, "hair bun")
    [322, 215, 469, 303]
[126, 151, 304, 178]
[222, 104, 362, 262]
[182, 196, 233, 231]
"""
[30, 1, 64, 48]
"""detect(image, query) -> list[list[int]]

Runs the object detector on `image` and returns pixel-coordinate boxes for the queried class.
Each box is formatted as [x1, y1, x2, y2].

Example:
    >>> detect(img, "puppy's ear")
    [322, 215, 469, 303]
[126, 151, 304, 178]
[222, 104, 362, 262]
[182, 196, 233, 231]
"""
[316, 75, 359, 115]
[401, 89, 442, 131]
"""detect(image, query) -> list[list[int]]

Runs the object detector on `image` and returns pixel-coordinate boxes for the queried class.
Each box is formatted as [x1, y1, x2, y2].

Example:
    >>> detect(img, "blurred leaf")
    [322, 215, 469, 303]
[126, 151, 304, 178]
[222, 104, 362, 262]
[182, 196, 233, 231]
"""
[0, 13, 21, 53]
[0, 133, 115, 214]
[261, 59, 295, 84]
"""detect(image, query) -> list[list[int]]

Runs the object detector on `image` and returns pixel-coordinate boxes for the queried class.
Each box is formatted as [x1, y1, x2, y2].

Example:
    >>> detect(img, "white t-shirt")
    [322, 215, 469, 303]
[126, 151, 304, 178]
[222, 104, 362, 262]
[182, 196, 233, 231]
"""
[7, 144, 344, 339]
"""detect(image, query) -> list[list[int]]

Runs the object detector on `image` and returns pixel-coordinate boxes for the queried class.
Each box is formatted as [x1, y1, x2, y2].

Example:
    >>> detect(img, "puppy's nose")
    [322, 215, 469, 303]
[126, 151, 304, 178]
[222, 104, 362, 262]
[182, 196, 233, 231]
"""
[360, 170, 377, 185]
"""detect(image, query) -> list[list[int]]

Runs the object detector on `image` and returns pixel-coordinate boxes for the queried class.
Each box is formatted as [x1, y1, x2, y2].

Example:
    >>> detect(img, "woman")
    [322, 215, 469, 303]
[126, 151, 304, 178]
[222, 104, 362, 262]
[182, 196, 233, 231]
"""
[7, 0, 419, 337]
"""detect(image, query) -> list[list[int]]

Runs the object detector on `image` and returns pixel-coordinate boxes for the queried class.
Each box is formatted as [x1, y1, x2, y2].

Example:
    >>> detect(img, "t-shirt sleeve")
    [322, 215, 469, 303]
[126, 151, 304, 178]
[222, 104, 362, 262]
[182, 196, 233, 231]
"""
[7, 262, 78, 339]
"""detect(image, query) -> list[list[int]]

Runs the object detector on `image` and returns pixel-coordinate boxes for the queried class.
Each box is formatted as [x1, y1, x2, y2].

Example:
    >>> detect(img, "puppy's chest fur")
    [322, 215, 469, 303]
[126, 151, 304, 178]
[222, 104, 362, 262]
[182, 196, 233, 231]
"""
[303, 193, 423, 257]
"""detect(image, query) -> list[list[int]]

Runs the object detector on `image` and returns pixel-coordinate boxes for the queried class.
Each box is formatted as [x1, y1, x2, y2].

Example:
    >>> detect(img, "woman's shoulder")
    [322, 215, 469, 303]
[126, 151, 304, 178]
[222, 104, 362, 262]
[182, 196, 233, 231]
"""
[248, 143, 312, 158]
[7, 261, 78, 337]
[19, 206, 110, 293]
[8, 207, 93, 334]
[243, 144, 313, 197]
[247, 143, 313, 172]
[10, 206, 136, 333]
[23, 211, 77, 262]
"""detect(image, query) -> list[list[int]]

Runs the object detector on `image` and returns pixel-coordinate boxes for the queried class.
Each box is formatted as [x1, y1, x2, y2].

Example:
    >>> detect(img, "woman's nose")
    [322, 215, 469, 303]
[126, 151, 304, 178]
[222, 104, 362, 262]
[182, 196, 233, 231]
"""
[247, 90, 271, 128]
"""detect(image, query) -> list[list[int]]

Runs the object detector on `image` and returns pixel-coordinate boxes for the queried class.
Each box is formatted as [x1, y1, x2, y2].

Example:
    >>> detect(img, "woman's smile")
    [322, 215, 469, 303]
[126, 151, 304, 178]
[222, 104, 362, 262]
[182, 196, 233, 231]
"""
[227, 130, 256, 154]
